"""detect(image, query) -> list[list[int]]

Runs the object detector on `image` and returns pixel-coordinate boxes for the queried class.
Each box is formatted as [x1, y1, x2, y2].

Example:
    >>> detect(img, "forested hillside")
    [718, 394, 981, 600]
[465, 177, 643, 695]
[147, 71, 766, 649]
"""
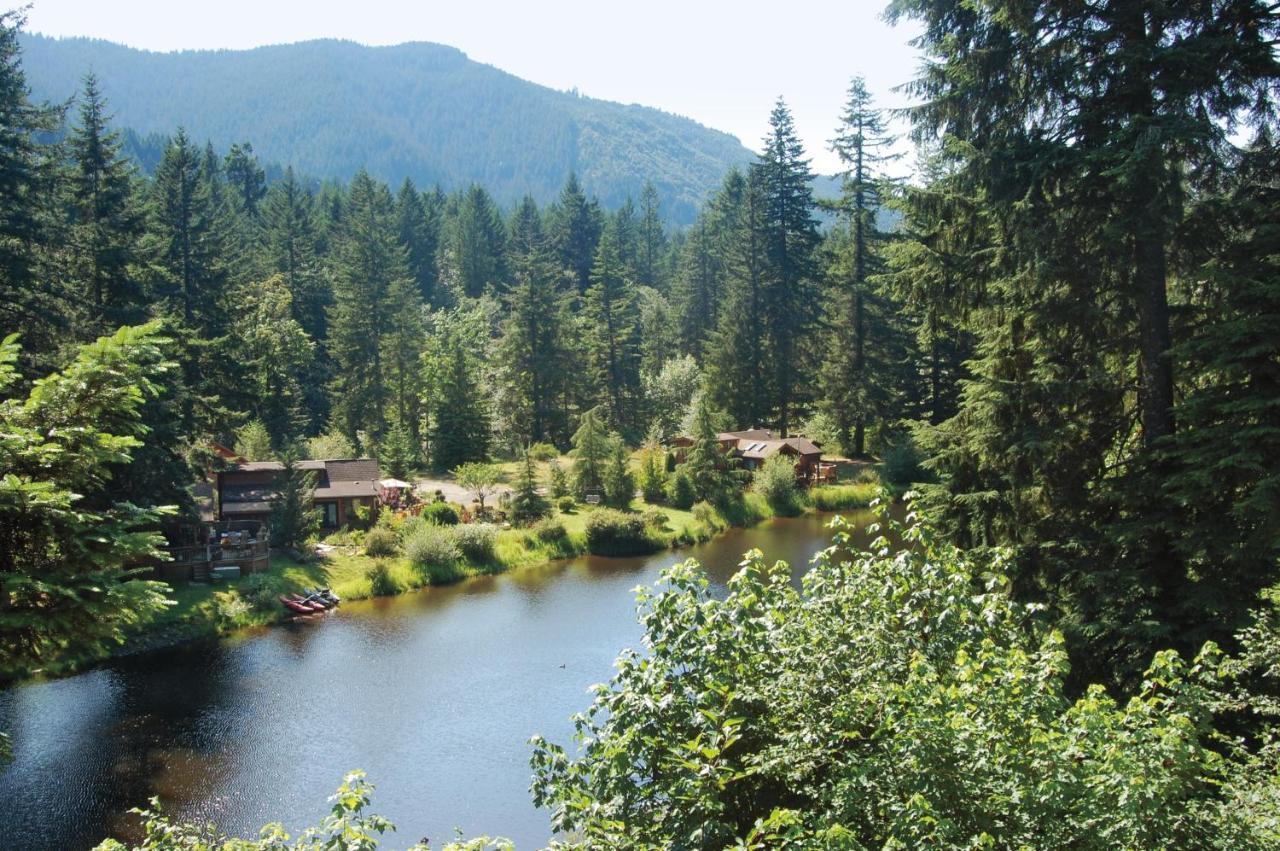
[19, 33, 755, 223]
[4, 0, 1280, 845]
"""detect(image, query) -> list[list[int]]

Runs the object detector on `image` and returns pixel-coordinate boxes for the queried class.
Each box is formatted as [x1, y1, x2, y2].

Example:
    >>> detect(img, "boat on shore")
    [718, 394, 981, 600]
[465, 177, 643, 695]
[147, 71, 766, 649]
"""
[279, 589, 340, 614]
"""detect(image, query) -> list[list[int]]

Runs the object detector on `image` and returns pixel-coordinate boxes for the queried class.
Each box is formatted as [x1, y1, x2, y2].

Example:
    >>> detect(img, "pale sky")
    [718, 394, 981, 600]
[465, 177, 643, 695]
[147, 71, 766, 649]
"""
[23, 0, 924, 175]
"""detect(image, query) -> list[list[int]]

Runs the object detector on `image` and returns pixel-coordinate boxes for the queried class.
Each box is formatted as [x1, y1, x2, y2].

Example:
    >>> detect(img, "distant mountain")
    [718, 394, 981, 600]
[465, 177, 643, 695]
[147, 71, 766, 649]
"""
[19, 35, 762, 224]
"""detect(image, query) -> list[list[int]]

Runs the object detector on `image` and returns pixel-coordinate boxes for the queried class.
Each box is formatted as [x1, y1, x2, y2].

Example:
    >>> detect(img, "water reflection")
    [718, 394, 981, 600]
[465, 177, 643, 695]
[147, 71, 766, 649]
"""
[0, 508, 898, 850]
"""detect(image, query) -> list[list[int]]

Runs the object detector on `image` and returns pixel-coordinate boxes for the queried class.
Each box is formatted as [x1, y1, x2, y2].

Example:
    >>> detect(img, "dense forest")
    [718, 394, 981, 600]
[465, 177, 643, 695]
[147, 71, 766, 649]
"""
[18, 33, 757, 223]
[4, 0, 1280, 846]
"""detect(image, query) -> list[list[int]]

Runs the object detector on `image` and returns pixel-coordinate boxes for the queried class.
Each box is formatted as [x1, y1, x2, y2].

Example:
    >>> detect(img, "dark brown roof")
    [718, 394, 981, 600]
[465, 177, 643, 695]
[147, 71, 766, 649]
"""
[718, 429, 778, 441]
[220, 458, 381, 506]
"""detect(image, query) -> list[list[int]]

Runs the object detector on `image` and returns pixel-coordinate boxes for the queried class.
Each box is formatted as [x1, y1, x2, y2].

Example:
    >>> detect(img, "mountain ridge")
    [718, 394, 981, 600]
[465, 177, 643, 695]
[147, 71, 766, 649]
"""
[19, 33, 759, 223]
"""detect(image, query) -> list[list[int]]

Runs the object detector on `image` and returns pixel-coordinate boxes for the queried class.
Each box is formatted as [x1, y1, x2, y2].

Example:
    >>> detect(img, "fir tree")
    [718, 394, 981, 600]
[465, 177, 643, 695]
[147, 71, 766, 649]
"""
[570, 405, 611, 500]
[583, 221, 643, 439]
[396, 178, 440, 305]
[755, 99, 820, 435]
[269, 445, 320, 549]
[65, 72, 145, 334]
[550, 172, 603, 293]
[0, 11, 61, 361]
[819, 78, 899, 456]
[429, 334, 491, 470]
[637, 181, 668, 289]
[510, 450, 550, 524]
[603, 441, 635, 509]
[327, 170, 418, 443]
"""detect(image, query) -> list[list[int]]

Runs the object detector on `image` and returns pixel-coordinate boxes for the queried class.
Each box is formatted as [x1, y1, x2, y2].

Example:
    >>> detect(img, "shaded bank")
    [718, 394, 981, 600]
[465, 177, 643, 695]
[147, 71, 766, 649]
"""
[0, 509, 894, 851]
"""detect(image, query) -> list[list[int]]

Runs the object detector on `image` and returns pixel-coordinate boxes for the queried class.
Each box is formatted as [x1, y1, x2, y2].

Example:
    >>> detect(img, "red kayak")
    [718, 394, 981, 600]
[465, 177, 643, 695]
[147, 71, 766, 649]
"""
[279, 595, 323, 614]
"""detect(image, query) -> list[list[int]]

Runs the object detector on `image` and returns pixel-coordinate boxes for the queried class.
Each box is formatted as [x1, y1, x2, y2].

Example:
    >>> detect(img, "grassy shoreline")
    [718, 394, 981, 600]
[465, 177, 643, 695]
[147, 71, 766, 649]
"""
[15, 482, 881, 682]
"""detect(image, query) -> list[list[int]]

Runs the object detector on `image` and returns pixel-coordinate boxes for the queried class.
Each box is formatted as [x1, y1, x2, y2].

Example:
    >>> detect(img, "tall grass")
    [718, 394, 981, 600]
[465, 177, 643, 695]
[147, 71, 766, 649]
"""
[809, 483, 879, 511]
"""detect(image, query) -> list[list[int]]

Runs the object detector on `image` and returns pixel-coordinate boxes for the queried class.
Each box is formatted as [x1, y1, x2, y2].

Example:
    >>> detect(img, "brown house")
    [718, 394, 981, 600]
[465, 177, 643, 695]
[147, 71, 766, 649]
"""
[217, 458, 381, 528]
[671, 429, 835, 484]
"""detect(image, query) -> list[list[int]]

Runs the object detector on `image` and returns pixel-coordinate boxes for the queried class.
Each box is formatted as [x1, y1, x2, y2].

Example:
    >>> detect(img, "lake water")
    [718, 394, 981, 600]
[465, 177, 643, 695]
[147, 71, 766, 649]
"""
[0, 509, 891, 850]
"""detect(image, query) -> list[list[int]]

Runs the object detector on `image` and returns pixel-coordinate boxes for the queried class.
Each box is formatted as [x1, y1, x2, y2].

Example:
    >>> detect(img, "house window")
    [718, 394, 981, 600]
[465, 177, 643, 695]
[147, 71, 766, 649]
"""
[322, 502, 338, 527]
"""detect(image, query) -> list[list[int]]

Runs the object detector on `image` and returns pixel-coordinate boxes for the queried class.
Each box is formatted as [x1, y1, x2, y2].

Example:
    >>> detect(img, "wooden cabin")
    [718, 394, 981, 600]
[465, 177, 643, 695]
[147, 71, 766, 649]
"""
[217, 458, 381, 528]
[670, 429, 836, 484]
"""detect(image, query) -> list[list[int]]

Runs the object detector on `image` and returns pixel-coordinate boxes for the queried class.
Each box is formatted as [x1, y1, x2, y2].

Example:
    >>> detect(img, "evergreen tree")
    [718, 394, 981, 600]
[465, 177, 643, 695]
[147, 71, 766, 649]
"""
[64, 72, 146, 334]
[550, 172, 603, 293]
[429, 334, 491, 469]
[0, 324, 174, 679]
[893, 0, 1280, 682]
[704, 168, 770, 429]
[450, 184, 508, 298]
[234, 275, 315, 444]
[637, 181, 668, 289]
[510, 449, 550, 524]
[397, 178, 440, 305]
[679, 395, 740, 505]
[583, 221, 643, 439]
[260, 167, 329, 341]
[0, 11, 61, 361]
[327, 170, 419, 443]
[548, 459, 570, 500]
[378, 420, 419, 479]
[570, 405, 611, 499]
[670, 219, 723, 358]
[603, 440, 635, 509]
[820, 78, 898, 456]
[269, 445, 320, 549]
[147, 129, 229, 335]
[755, 99, 820, 435]
[499, 255, 575, 446]
[223, 142, 265, 220]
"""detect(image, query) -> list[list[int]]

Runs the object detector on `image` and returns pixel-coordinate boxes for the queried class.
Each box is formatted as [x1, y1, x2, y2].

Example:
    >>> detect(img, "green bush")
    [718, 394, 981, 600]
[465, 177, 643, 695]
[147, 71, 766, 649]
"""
[752, 455, 802, 516]
[366, 560, 397, 596]
[240, 573, 279, 610]
[584, 508, 661, 557]
[363, 526, 399, 557]
[420, 501, 460, 525]
[455, 523, 498, 563]
[397, 514, 425, 542]
[811, 483, 879, 511]
[533, 518, 568, 543]
[404, 523, 461, 571]
[880, 437, 928, 485]
[557, 495, 576, 513]
[642, 508, 670, 531]
[528, 442, 559, 461]
[530, 509, 1268, 848]
[666, 468, 696, 510]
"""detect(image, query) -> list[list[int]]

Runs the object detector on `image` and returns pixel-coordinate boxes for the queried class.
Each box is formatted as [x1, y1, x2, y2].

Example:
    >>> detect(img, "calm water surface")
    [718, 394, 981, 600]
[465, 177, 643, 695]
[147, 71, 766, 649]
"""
[0, 509, 893, 850]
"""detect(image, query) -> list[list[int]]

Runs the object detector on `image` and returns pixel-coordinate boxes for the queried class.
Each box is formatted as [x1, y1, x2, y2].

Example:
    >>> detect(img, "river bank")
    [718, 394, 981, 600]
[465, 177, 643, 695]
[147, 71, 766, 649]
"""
[13, 482, 882, 682]
[0, 509, 882, 850]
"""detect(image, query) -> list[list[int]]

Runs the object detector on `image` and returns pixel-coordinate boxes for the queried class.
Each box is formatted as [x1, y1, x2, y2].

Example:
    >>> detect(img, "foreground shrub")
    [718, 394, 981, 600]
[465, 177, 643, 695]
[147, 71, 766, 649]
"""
[455, 523, 498, 563]
[420, 500, 461, 525]
[94, 770, 515, 850]
[810, 482, 878, 511]
[666, 468, 696, 509]
[365, 560, 396, 597]
[751, 454, 802, 515]
[531, 506, 1271, 848]
[404, 523, 461, 572]
[528, 442, 559, 461]
[532, 518, 568, 544]
[583, 508, 661, 557]
[240, 573, 279, 611]
[880, 436, 928, 485]
[363, 526, 399, 557]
